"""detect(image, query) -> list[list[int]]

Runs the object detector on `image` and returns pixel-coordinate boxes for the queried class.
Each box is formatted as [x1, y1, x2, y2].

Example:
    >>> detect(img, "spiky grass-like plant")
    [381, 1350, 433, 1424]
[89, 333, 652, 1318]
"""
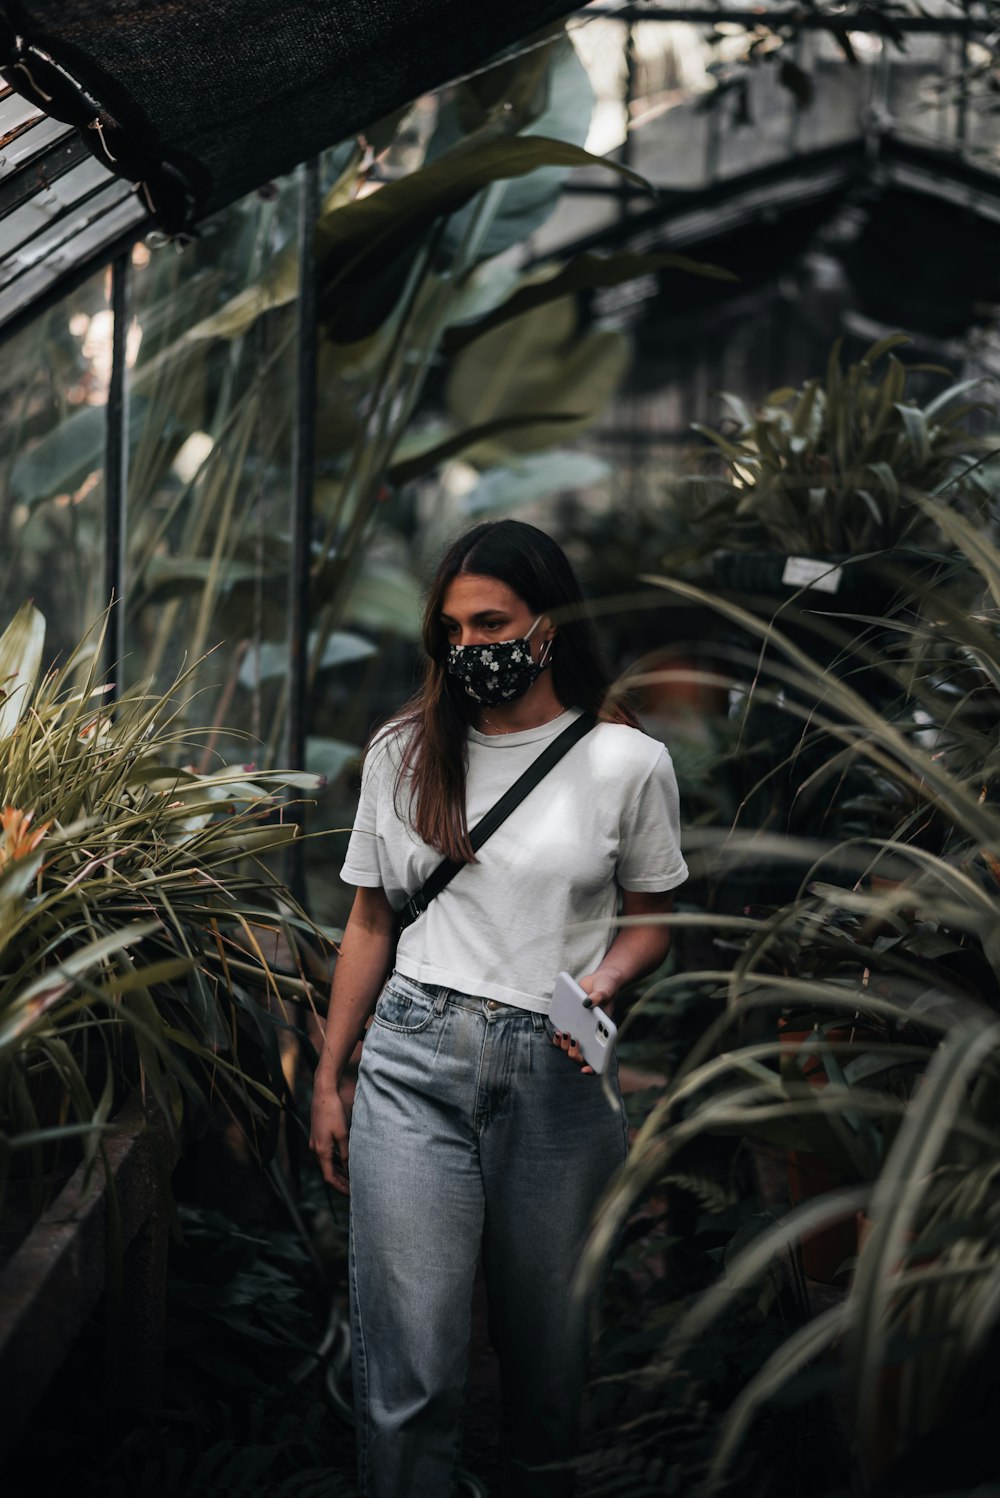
[0, 604, 327, 1221]
[686, 335, 993, 556]
[578, 507, 1000, 1494]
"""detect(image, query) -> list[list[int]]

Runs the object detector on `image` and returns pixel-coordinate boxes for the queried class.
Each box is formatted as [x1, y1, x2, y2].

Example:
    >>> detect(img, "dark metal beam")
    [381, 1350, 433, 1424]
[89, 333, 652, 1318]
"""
[583, 6, 983, 31]
[104, 249, 129, 696]
[284, 156, 320, 905]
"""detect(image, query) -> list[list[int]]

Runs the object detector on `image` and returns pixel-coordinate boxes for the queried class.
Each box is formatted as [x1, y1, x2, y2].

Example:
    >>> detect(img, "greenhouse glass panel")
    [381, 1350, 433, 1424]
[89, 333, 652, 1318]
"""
[0, 264, 109, 671]
[124, 174, 302, 773]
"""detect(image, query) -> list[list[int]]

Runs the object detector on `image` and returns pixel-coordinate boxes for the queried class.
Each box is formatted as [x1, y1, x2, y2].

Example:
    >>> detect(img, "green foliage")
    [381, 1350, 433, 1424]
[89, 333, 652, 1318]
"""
[583, 513, 1000, 1492]
[442, 249, 737, 355]
[445, 293, 630, 461]
[424, 34, 596, 263]
[0, 605, 327, 1215]
[315, 134, 647, 342]
[685, 336, 994, 555]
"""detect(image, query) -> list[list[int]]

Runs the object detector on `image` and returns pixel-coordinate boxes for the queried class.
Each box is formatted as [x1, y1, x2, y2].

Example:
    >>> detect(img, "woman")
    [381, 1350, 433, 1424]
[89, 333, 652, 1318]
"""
[310, 520, 687, 1497]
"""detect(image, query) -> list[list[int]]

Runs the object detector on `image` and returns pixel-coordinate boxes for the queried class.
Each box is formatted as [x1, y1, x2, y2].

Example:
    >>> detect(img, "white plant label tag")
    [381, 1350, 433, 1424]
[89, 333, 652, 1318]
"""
[782, 556, 843, 594]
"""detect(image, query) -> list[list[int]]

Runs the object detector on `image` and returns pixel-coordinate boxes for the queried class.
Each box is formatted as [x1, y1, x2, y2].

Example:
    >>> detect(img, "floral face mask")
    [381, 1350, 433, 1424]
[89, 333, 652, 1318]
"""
[445, 615, 553, 706]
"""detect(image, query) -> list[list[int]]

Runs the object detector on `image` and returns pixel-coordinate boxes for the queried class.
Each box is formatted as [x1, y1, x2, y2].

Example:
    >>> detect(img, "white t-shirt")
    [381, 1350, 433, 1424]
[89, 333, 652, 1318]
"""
[340, 707, 688, 1013]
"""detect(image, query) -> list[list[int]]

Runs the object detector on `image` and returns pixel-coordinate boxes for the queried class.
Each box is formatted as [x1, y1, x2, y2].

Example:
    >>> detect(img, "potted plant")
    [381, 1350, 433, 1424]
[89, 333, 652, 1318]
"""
[0, 600, 328, 1242]
[686, 333, 990, 583]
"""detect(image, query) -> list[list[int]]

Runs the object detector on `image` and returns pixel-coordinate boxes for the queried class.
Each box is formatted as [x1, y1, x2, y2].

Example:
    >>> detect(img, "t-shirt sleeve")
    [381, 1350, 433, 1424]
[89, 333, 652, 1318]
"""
[615, 745, 689, 893]
[339, 734, 392, 888]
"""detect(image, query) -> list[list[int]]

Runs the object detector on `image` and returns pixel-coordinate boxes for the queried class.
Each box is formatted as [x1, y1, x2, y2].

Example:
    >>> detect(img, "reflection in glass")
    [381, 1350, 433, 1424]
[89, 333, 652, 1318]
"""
[0, 268, 110, 675]
[124, 180, 301, 773]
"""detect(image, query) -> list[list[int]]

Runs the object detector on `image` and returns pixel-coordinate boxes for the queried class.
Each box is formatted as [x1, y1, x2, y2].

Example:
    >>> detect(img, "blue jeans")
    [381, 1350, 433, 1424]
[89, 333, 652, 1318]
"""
[348, 971, 629, 1498]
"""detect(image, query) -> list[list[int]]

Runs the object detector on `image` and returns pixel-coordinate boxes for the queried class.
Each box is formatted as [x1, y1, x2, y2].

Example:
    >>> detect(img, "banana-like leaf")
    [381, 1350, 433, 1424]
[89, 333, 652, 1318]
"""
[442, 250, 737, 355]
[386, 414, 583, 488]
[316, 134, 650, 336]
[306, 737, 360, 784]
[445, 295, 630, 458]
[140, 555, 272, 601]
[238, 631, 376, 688]
[0, 603, 45, 738]
[460, 452, 611, 515]
[340, 560, 423, 638]
[425, 36, 595, 263]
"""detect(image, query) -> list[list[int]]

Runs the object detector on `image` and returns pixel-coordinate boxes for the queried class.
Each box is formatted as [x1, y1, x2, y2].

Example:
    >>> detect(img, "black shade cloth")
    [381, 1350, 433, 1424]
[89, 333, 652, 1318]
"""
[0, 1, 578, 233]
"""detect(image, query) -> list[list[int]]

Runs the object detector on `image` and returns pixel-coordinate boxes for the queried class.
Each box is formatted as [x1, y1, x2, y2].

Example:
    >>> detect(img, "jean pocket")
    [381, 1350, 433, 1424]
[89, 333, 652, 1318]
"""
[373, 975, 438, 1034]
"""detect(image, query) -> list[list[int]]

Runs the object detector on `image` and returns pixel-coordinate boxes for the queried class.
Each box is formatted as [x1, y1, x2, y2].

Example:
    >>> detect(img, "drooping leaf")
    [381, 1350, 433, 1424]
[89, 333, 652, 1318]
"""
[0, 603, 45, 738]
[238, 631, 375, 689]
[386, 414, 583, 488]
[860, 333, 911, 368]
[185, 152, 364, 343]
[445, 296, 630, 458]
[316, 134, 651, 336]
[441, 250, 737, 354]
[305, 737, 360, 784]
[11, 400, 147, 510]
[425, 36, 596, 263]
[140, 556, 272, 600]
[341, 560, 423, 638]
[460, 452, 611, 515]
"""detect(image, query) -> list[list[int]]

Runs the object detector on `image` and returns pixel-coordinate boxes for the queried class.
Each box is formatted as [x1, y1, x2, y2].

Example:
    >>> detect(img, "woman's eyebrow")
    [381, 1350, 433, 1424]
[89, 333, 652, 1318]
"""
[440, 610, 509, 624]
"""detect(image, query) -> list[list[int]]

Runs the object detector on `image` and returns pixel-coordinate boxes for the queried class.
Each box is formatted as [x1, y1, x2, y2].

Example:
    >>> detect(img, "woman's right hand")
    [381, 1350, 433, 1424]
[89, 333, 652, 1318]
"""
[310, 1071, 352, 1195]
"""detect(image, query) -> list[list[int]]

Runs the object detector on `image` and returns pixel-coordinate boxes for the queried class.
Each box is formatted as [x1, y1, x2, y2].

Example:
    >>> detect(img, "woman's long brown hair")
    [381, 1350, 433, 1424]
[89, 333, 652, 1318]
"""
[369, 520, 640, 862]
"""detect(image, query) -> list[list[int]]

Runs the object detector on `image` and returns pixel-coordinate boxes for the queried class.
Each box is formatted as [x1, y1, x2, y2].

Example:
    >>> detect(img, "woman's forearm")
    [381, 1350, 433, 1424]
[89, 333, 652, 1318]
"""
[592, 923, 670, 993]
[589, 891, 675, 1000]
[316, 889, 396, 1082]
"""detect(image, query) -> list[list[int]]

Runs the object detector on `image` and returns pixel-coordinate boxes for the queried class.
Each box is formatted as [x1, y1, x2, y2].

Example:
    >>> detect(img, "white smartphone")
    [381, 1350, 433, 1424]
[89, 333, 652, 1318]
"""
[550, 970, 618, 1075]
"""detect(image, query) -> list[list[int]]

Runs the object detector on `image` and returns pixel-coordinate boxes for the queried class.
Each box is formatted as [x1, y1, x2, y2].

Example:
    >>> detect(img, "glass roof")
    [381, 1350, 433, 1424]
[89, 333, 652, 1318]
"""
[0, 85, 147, 334]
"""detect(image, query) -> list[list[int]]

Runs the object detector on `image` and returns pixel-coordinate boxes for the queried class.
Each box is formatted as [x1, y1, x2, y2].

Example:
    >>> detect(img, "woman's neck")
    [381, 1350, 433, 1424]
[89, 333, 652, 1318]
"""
[476, 678, 566, 735]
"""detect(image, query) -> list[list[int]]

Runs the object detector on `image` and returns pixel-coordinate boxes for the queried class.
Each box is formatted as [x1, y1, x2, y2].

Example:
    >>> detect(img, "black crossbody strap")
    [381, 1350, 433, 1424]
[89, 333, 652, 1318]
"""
[399, 712, 597, 928]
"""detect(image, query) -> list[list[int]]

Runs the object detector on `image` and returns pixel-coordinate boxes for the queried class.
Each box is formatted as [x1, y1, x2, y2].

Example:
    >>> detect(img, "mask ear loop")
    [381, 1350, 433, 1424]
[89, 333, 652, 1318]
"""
[524, 614, 554, 668]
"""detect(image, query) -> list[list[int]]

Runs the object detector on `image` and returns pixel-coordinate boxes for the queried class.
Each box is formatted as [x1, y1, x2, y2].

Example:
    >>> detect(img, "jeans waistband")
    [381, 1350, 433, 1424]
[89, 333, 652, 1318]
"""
[390, 971, 546, 1031]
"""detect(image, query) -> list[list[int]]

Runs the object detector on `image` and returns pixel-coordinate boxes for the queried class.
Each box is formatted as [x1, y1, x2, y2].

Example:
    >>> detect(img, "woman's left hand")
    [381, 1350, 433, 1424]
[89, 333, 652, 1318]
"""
[552, 971, 618, 1074]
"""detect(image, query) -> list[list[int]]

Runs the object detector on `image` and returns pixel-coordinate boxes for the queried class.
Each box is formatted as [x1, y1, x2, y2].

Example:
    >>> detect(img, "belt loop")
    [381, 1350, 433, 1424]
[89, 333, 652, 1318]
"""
[531, 1011, 545, 1032]
[434, 992, 448, 1016]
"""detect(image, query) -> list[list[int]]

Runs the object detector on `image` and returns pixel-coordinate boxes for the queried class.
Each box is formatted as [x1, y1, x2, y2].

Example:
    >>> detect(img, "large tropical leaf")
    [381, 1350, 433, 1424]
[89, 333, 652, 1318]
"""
[445, 295, 630, 457]
[386, 414, 583, 488]
[460, 452, 611, 514]
[442, 250, 738, 354]
[316, 134, 650, 338]
[140, 556, 273, 601]
[10, 400, 151, 510]
[305, 737, 360, 784]
[238, 631, 375, 689]
[425, 36, 595, 263]
[184, 150, 363, 343]
[340, 560, 424, 638]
